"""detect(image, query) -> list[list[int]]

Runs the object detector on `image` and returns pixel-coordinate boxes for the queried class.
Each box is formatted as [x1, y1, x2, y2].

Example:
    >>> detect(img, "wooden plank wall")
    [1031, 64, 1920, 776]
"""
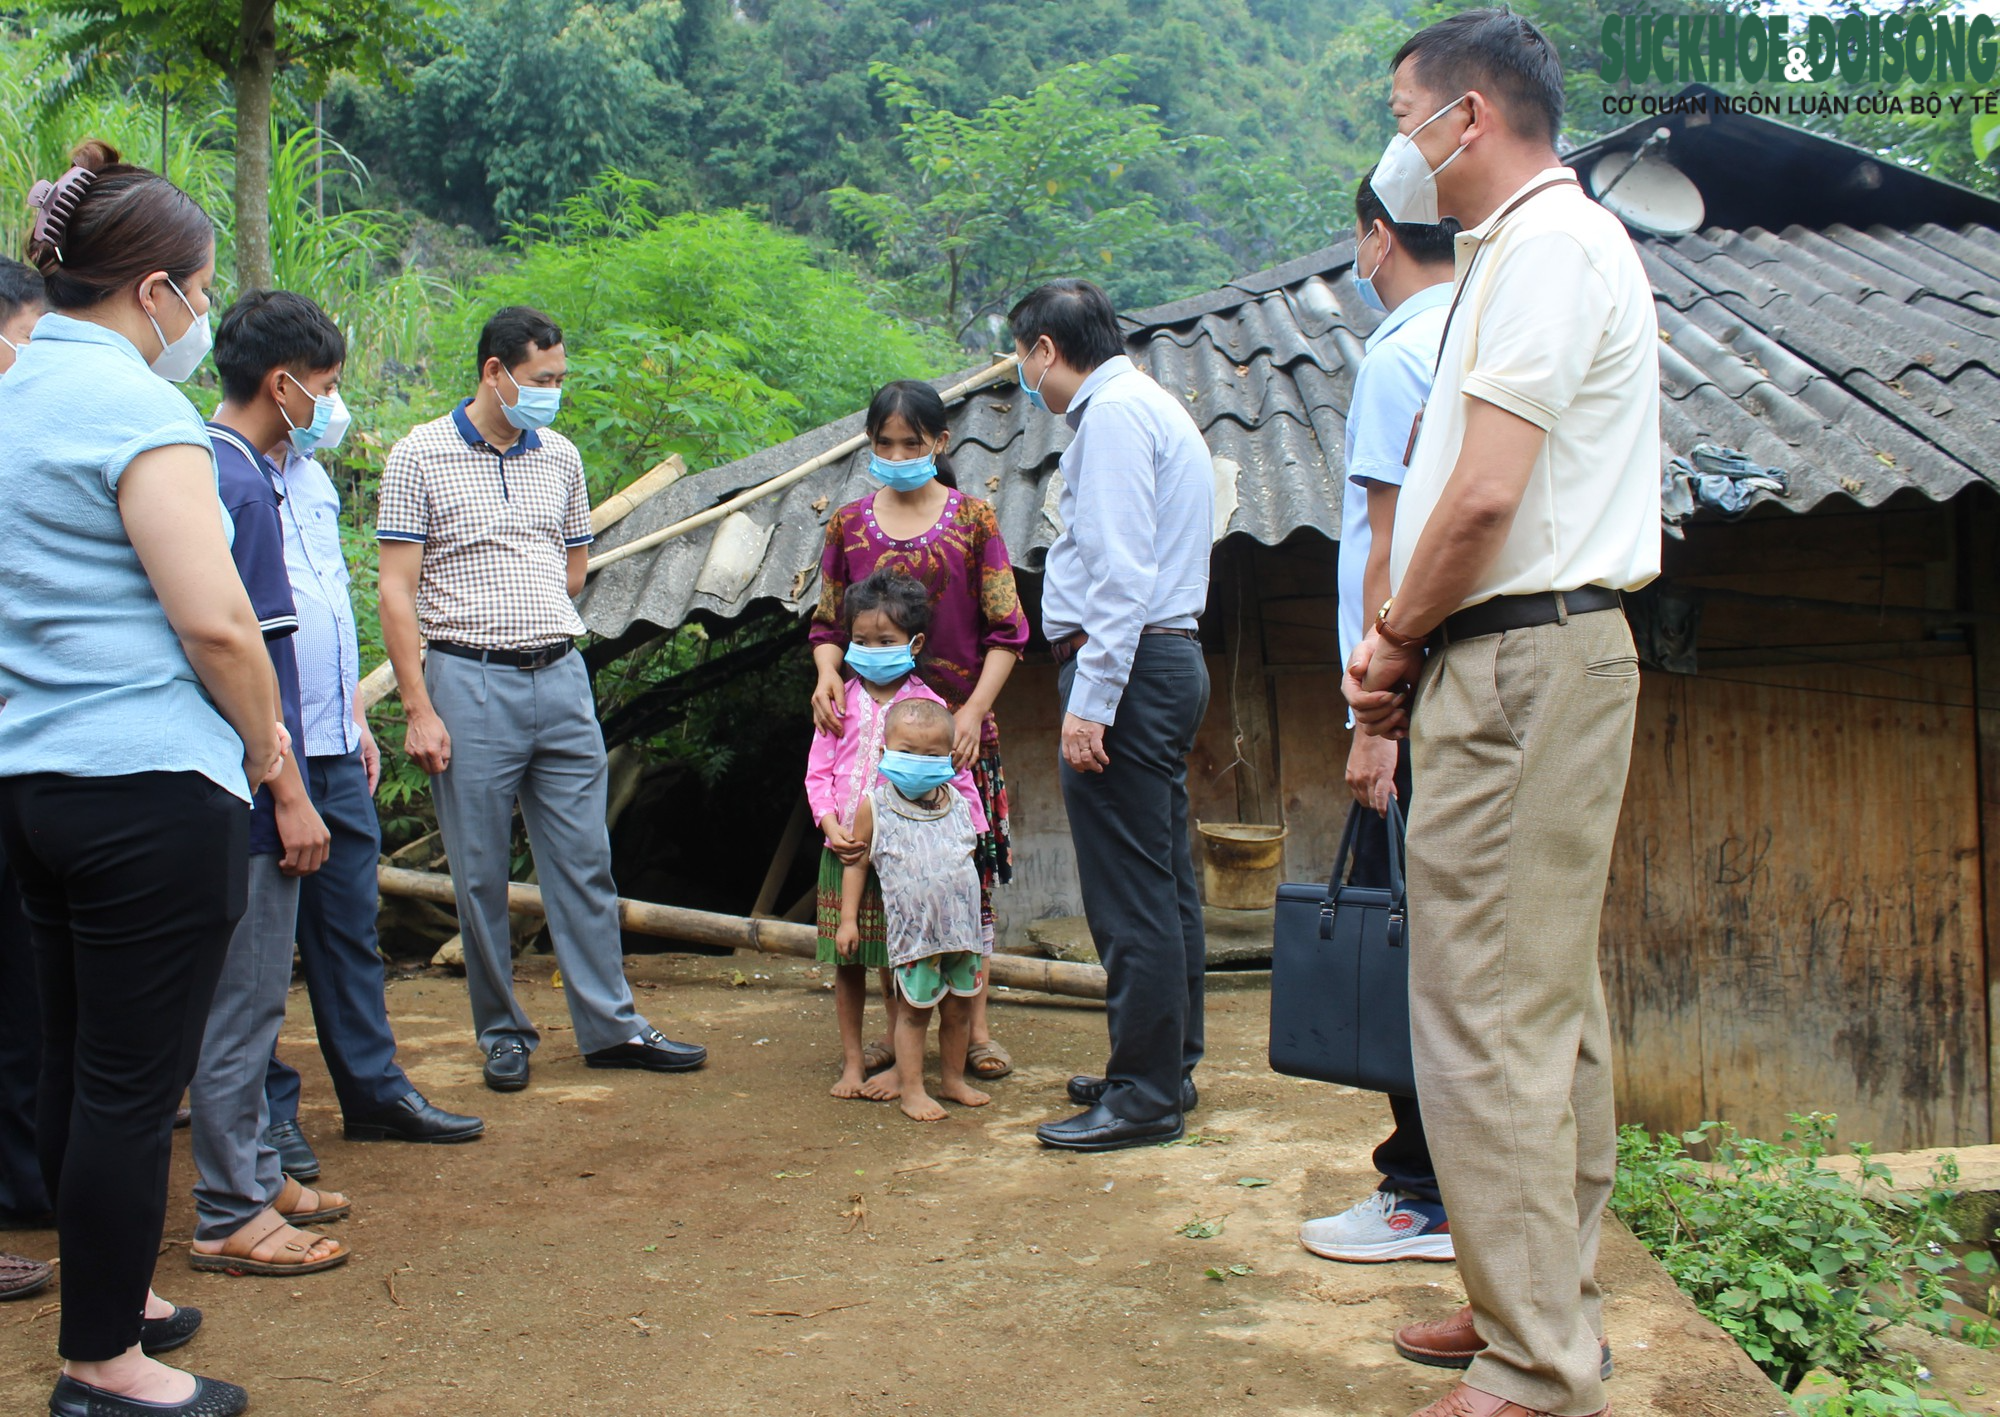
[1962, 493, 2000, 1143]
[989, 654, 1244, 950]
[1605, 499, 1990, 1150]
[987, 537, 1313, 949]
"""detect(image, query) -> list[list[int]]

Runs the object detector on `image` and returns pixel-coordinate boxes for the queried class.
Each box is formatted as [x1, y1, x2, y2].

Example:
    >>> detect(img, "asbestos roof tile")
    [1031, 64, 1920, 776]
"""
[577, 213, 2000, 641]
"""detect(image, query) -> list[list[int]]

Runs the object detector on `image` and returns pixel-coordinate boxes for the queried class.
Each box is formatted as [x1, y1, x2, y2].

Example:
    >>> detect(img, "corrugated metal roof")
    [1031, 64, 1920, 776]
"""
[579, 218, 2000, 639]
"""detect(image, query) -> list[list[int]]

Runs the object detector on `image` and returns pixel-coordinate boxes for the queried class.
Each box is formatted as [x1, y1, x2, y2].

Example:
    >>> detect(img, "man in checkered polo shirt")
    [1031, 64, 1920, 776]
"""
[377, 306, 706, 1093]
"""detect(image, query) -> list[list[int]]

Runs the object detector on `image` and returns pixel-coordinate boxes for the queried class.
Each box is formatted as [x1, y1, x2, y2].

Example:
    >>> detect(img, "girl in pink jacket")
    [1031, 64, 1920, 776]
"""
[806, 569, 984, 1101]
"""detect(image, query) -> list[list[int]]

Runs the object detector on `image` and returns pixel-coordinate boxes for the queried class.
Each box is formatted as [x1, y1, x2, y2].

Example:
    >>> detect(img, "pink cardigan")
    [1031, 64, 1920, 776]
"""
[805, 676, 988, 844]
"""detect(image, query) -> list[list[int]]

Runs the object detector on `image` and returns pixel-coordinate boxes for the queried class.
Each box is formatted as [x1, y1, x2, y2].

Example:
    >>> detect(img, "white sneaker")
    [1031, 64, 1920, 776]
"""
[1298, 1189, 1455, 1263]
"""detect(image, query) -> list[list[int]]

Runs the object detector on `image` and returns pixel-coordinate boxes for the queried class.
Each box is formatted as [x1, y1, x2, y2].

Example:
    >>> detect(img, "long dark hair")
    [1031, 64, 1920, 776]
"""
[864, 379, 958, 490]
[26, 140, 214, 312]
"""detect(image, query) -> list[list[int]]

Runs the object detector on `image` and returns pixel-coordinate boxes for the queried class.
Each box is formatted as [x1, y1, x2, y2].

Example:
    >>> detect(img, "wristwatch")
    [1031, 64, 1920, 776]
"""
[1375, 599, 1425, 650]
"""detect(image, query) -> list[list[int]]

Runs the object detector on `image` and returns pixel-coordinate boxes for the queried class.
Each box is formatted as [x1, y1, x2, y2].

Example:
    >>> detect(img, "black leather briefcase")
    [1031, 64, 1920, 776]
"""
[1268, 800, 1416, 1097]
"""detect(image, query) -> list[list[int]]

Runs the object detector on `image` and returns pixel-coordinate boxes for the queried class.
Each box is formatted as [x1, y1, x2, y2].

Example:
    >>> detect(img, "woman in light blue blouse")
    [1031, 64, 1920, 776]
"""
[0, 140, 287, 1417]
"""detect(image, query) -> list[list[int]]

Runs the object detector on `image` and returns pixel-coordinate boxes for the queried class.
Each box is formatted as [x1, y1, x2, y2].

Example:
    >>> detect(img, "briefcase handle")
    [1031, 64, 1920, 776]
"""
[1319, 797, 1408, 945]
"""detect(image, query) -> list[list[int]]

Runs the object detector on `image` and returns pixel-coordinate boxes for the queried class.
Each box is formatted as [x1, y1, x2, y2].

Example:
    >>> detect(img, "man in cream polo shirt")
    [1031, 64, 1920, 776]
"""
[1344, 11, 1660, 1417]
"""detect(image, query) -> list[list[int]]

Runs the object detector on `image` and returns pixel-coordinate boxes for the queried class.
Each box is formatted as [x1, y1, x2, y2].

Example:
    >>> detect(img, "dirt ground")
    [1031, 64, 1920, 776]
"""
[1, 955, 1787, 1417]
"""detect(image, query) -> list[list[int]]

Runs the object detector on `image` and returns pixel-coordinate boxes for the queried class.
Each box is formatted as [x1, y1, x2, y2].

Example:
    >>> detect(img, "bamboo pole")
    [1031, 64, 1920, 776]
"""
[584, 354, 1023, 575]
[357, 453, 688, 713]
[377, 863, 1107, 1002]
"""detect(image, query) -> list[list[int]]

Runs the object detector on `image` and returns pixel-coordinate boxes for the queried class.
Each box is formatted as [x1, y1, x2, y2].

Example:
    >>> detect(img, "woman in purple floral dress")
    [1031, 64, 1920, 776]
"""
[809, 380, 1029, 1079]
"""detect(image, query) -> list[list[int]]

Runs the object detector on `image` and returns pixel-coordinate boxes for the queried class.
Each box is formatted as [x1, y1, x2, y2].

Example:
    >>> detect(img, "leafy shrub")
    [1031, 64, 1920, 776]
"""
[1614, 1114, 1996, 1414]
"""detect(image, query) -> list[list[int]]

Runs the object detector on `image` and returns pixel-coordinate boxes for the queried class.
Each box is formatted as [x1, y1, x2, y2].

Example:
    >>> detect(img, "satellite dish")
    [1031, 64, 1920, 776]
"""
[1590, 148, 1704, 237]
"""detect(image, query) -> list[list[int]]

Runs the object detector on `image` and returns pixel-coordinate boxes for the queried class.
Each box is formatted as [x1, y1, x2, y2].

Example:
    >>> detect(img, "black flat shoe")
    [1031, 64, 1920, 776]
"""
[483, 1039, 531, 1092]
[261, 1119, 319, 1181]
[140, 1304, 203, 1355]
[344, 1091, 485, 1144]
[585, 1029, 706, 1073]
[1035, 1103, 1184, 1152]
[49, 1372, 246, 1416]
[1067, 1074, 1198, 1112]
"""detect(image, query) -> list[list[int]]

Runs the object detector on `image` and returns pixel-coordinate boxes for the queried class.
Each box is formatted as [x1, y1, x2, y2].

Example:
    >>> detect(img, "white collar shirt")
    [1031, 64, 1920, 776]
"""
[1390, 167, 1662, 607]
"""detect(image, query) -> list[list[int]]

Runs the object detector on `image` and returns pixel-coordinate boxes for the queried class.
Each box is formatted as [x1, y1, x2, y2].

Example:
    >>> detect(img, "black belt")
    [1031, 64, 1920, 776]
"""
[1050, 626, 1200, 666]
[428, 638, 574, 670]
[1437, 587, 1623, 645]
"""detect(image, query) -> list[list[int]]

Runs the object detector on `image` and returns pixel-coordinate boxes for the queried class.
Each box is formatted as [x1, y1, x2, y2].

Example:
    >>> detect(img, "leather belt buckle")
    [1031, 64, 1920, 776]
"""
[1050, 632, 1087, 666]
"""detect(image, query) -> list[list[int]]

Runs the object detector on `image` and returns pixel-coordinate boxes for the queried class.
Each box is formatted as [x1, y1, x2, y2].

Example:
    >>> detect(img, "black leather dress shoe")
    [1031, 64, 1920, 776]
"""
[344, 1091, 485, 1144]
[1035, 1103, 1184, 1152]
[1067, 1074, 1199, 1112]
[483, 1039, 531, 1092]
[261, 1119, 319, 1180]
[50, 1371, 247, 1416]
[585, 1029, 707, 1073]
[140, 1304, 203, 1355]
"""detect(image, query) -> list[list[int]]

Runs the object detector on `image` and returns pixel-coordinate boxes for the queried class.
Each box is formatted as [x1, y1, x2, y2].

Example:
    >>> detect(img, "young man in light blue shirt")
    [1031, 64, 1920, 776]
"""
[1011, 279, 1216, 1153]
[1298, 171, 1461, 1268]
[260, 337, 483, 1175]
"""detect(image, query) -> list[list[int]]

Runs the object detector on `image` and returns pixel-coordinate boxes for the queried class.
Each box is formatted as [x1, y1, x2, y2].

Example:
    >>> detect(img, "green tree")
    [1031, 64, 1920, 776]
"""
[332, 0, 699, 236]
[34, 0, 453, 288]
[447, 171, 951, 492]
[831, 57, 1198, 341]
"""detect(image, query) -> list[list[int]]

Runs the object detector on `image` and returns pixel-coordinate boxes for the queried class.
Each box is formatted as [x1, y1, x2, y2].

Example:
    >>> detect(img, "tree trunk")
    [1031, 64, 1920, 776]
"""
[230, 0, 279, 291]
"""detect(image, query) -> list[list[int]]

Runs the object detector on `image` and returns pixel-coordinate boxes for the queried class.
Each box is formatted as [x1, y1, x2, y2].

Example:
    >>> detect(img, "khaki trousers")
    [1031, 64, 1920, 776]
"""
[1405, 608, 1639, 1416]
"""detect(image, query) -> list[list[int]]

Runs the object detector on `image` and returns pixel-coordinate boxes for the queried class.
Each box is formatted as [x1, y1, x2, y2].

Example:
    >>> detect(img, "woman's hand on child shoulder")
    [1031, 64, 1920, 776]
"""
[950, 703, 982, 770]
[811, 669, 846, 735]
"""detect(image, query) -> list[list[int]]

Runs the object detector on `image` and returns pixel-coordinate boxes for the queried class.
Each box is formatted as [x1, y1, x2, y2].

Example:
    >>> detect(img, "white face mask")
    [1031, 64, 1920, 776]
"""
[317, 390, 352, 453]
[143, 277, 212, 383]
[1370, 95, 1471, 226]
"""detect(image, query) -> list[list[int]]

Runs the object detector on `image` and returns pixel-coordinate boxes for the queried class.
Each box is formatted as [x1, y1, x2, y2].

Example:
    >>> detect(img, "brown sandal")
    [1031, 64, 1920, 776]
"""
[189, 1212, 348, 1276]
[274, 1175, 350, 1224]
[860, 1039, 896, 1075]
[967, 1041, 1013, 1079]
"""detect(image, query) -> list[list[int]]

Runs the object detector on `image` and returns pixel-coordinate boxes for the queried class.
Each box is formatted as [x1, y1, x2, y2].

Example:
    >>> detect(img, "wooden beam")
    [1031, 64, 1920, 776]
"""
[1224, 544, 1280, 827]
[590, 455, 686, 534]
[1965, 494, 2000, 1144]
[752, 790, 813, 919]
[376, 864, 1108, 1001]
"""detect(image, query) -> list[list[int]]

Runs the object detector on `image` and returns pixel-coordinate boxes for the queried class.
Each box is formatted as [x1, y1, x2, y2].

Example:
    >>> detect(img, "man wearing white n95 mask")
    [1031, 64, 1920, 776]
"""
[1345, 12, 1661, 1417]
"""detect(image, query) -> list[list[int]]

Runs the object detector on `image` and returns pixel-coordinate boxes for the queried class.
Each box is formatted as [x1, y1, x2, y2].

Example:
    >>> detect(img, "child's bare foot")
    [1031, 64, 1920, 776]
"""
[938, 1078, 990, 1108]
[900, 1090, 947, 1122]
[831, 1066, 869, 1099]
[860, 1071, 902, 1101]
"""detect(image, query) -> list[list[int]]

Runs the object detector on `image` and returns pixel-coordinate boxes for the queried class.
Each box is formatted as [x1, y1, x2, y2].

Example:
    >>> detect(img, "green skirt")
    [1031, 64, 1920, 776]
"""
[815, 846, 890, 968]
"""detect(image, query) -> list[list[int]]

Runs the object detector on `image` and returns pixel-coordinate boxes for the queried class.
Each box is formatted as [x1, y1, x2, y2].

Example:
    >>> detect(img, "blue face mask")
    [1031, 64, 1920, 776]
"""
[870, 451, 938, 492]
[281, 372, 338, 454]
[879, 749, 956, 799]
[845, 641, 917, 684]
[1018, 347, 1050, 413]
[1352, 227, 1388, 316]
[502, 366, 563, 431]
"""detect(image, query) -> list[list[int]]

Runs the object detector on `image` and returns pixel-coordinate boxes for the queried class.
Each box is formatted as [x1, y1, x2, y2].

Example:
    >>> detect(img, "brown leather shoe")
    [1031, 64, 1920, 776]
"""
[1397, 1305, 1613, 1380]
[1408, 1383, 1609, 1417]
[0, 1250, 53, 1301]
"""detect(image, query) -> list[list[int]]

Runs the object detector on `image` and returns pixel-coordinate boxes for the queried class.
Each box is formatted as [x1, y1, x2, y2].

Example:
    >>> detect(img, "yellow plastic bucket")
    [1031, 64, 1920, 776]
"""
[1196, 822, 1288, 911]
